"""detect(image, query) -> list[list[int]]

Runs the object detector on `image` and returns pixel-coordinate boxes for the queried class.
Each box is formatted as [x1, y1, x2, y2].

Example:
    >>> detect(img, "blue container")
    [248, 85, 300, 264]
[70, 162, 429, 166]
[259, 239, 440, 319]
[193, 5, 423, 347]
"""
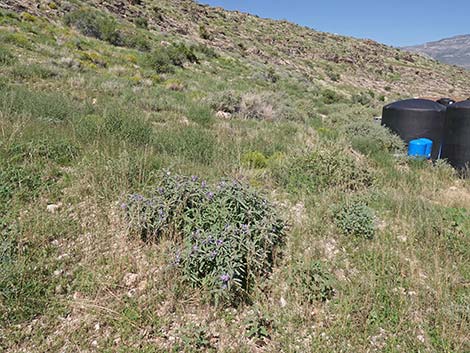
[408, 139, 427, 158]
[419, 138, 433, 159]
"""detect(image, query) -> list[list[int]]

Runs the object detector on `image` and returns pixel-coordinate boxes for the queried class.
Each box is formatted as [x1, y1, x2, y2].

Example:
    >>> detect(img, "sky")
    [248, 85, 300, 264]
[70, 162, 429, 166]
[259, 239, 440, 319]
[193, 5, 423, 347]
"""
[198, 0, 470, 47]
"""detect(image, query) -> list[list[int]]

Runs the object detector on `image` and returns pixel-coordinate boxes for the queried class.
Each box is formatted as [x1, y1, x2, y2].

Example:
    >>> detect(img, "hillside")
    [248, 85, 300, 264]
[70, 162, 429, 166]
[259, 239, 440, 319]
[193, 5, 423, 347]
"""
[1, 1, 469, 352]
[404, 34, 470, 70]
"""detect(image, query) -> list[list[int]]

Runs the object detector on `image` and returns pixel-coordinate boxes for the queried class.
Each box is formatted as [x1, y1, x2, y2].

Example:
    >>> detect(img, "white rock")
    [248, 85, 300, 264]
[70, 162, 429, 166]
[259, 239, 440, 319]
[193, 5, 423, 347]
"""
[123, 273, 138, 287]
[216, 111, 231, 119]
[47, 203, 62, 213]
[279, 296, 287, 308]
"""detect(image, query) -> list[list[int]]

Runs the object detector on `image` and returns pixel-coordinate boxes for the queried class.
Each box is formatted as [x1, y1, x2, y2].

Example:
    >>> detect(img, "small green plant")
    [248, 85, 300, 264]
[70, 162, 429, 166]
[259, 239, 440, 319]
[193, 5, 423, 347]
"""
[321, 89, 343, 104]
[289, 260, 335, 302]
[134, 17, 148, 29]
[334, 199, 375, 239]
[245, 311, 272, 340]
[241, 151, 268, 169]
[177, 323, 214, 351]
[124, 172, 286, 304]
[198, 24, 211, 40]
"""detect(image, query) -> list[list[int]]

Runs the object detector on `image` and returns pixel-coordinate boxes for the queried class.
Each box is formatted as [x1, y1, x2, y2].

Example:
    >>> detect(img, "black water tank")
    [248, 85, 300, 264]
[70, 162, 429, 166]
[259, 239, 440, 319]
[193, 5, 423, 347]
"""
[441, 100, 470, 170]
[382, 99, 446, 159]
[436, 98, 455, 107]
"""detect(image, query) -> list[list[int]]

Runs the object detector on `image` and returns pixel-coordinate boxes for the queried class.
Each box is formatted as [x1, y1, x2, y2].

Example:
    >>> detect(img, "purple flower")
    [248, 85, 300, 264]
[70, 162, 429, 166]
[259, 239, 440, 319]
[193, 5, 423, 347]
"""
[191, 175, 198, 182]
[158, 188, 164, 195]
[131, 194, 144, 201]
[120, 203, 127, 210]
[206, 192, 214, 200]
[210, 250, 217, 259]
[241, 224, 249, 233]
[201, 180, 207, 188]
[216, 239, 223, 246]
[158, 208, 164, 217]
[193, 245, 199, 252]
[220, 274, 230, 282]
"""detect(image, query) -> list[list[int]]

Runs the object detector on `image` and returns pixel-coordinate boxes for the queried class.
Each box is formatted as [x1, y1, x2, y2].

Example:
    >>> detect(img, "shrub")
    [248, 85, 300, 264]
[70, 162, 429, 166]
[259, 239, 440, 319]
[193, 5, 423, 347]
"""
[342, 120, 404, 154]
[241, 151, 268, 169]
[64, 8, 122, 46]
[208, 90, 242, 113]
[148, 43, 198, 74]
[198, 24, 211, 40]
[124, 172, 286, 304]
[321, 89, 344, 104]
[0, 47, 15, 66]
[239, 93, 275, 120]
[289, 260, 335, 303]
[276, 145, 374, 193]
[148, 49, 174, 74]
[334, 200, 375, 239]
[351, 92, 373, 106]
[134, 17, 148, 29]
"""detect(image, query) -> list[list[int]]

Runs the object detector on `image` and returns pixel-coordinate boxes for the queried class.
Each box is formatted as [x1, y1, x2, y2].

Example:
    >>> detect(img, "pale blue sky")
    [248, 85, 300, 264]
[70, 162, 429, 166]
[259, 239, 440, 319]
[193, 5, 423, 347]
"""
[198, 0, 469, 46]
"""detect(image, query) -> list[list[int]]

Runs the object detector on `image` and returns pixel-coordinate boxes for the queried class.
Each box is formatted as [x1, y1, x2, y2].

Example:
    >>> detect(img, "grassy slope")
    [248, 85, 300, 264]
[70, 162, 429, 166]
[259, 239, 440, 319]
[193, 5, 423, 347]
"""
[0, 1, 469, 352]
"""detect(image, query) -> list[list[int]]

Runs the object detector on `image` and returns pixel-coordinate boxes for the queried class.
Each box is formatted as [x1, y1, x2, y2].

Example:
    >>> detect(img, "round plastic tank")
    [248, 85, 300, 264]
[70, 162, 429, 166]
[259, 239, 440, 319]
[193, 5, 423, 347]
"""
[382, 99, 446, 159]
[441, 100, 470, 170]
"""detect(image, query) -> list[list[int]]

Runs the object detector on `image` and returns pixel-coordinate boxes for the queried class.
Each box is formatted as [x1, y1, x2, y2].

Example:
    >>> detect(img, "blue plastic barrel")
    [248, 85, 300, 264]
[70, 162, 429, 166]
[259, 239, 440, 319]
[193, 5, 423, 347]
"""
[419, 138, 433, 159]
[408, 139, 427, 158]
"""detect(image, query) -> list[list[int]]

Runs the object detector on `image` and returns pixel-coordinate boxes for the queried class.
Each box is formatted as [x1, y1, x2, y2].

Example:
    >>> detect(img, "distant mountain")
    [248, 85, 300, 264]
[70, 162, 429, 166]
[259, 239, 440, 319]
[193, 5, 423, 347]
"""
[403, 35, 470, 69]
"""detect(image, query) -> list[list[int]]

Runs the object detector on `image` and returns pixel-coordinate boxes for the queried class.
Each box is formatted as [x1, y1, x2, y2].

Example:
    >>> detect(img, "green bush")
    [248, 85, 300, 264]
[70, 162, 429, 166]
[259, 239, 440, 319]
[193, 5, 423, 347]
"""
[208, 90, 242, 113]
[64, 8, 122, 45]
[241, 151, 268, 169]
[289, 260, 335, 302]
[198, 24, 211, 40]
[321, 89, 344, 104]
[342, 120, 404, 154]
[124, 172, 286, 304]
[334, 200, 375, 239]
[148, 43, 198, 73]
[276, 145, 374, 193]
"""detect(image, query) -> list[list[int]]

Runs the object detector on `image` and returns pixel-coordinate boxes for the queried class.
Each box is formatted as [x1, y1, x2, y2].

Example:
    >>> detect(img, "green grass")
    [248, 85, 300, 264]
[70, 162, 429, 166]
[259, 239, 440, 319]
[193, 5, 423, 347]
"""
[0, 3, 469, 353]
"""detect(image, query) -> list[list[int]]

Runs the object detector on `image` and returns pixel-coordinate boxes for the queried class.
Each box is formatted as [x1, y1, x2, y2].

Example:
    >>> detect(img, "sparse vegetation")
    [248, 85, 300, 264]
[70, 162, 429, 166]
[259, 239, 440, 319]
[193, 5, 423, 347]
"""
[0, 2, 469, 352]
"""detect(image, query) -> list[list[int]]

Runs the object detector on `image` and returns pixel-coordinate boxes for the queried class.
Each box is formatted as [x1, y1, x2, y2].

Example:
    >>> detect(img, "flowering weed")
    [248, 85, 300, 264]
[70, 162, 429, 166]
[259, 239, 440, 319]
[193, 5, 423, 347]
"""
[125, 172, 286, 304]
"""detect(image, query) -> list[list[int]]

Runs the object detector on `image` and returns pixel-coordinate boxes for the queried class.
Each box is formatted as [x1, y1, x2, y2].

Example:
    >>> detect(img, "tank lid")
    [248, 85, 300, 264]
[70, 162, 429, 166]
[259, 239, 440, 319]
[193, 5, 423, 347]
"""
[447, 100, 470, 110]
[384, 98, 446, 112]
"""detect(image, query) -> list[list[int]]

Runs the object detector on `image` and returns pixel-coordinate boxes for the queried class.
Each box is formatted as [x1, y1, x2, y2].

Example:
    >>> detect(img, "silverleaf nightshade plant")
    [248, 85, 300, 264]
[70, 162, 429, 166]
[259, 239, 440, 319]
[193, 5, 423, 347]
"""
[123, 171, 286, 304]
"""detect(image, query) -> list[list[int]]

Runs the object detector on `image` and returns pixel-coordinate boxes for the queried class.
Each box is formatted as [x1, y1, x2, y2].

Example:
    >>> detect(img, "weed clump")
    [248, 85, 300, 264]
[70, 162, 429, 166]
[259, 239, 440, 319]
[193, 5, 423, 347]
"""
[148, 43, 199, 74]
[334, 199, 375, 239]
[275, 145, 374, 193]
[124, 172, 286, 304]
[288, 260, 335, 302]
[0, 47, 15, 66]
[64, 8, 122, 45]
[241, 151, 268, 169]
[342, 120, 404, 154]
